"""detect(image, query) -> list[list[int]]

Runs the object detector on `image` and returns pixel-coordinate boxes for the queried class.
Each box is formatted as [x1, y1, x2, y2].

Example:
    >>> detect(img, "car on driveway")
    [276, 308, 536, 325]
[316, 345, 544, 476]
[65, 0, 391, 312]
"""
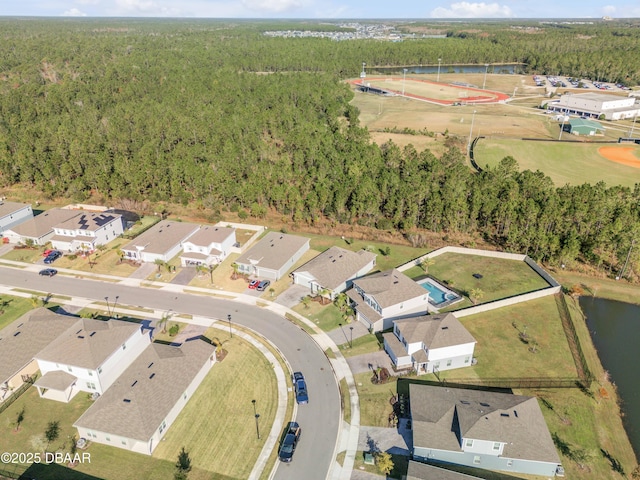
[248, 279, 260, 289]
[42, 249, 54, 257]
[43, 250, 62, 264]
[278, 422, 301, 462]
[256, 280, 271, 292]
[39, 268, 58, 277]
[293, 372, 309, 404]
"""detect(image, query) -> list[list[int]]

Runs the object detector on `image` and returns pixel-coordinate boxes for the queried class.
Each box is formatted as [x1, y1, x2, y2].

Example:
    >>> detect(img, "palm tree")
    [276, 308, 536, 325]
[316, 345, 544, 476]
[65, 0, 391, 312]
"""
[419, 257, 435, 273]
[116, 248, 125, 264]
[301, 296, 311, 309]
[470, 288, 484, 305]
[195, 264, 208, 278]
[154, 258, 165, 273]
[317, 287, 331, 305]
[231, 262, 239, 280]
[158, 310, 173, 334]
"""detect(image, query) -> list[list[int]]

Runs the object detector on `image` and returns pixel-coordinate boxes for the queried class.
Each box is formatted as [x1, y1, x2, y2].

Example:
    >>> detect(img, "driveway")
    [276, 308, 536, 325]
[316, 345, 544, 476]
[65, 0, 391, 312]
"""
[128, 262, 156, 280]
[345, 351, 396, 376]
[325, 321, 370, 347]
[274, 284, 308, 308]
[357, 419, 413, 456]
[171, 267, 197, 285]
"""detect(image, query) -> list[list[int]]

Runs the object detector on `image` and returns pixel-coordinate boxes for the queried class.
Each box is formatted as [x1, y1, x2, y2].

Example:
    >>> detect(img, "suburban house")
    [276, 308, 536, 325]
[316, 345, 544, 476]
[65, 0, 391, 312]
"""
[0, 308, 77, 403]
[120, 220, 200, 264]
[347, 269, 430, 332]
[0, 200, 33, 237]
[34, 318, 150, 403]
[74, 339, 216, 455]
[1, 208, 82, 246]
[410, 384, 562, 477]
[234, 231, 310, 280]
[407, 461, 484, 480]
[383, 313, 476, 375]
[292, 246, 376, 300]
[50, 212, 124, 252]
[180, 225, 236, 267]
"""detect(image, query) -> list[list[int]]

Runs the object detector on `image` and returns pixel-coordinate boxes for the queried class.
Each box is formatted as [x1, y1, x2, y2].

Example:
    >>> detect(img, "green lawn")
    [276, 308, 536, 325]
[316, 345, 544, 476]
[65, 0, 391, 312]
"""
[0, 296, 36, 331]
[421, 252, 551, 305]
[292, 300, 344, 332]
[354, 372, 399, 428]
[474, 138, 640, 188]
[0, 334, 278, 480]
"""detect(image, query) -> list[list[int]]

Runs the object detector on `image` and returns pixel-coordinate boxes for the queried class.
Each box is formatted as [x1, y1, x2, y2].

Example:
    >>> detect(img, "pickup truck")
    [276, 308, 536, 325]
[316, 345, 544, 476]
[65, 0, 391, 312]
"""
[278, 422, 301, 462]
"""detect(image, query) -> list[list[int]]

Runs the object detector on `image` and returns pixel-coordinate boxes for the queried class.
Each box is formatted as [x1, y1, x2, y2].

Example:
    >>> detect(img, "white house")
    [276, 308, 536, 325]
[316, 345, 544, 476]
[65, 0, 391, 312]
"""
[50, 212, 124, 252]
[347, 269, 430, 332]
[120, 220, 200, 264]
[34, 318, 150, 403]
[2, 209, 81, 246]
[234, 231, 310, 280]
[74, 339, 216, 455]
[0, 308, 77, 403]
[410, 384, 562, 477]
[292, 246, 376, 300]
[180, 225, 236, 267]
[383, 313, 476, 375]
[0, 200, 33, 237]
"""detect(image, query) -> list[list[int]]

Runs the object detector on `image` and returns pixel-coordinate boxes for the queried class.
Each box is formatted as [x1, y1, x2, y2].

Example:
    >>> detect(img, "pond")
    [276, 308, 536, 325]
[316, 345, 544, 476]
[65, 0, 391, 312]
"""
[580, 296, 640, 458]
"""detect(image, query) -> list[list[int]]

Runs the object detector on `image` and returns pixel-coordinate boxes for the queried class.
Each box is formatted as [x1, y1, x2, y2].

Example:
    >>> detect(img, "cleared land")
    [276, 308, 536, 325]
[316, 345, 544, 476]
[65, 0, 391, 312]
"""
[0, 332, 278, 480]
[474, 139, 640, 188]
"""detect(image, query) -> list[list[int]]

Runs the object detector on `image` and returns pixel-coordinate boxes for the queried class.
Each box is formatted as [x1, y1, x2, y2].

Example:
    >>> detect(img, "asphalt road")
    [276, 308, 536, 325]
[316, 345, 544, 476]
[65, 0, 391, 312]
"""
[0, 267, 340, 480]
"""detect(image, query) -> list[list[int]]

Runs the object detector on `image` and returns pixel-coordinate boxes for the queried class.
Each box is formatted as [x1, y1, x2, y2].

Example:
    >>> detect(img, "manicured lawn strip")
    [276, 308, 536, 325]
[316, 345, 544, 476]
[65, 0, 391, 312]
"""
[338, 331, 383, 358]
[339, 378, 351, 425]
[355, 372, 398, 428]
[350, 450, 409, 479]
[1, 247, 44, 263]
[446, 296, 576, 379]
[0, 296, 35, 331]
[292, 301, 343, 332]
[50, 247, 139, 277]
[427, 253, 550, 303]
[474, 138, 640, 188]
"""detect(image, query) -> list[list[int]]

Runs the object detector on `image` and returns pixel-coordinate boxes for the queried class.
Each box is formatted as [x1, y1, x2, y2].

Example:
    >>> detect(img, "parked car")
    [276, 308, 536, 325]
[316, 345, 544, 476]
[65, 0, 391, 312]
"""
[293, 372, 309, 404]
[278, 422, 301, 462]
[42, 249, 54, 257]
[256, 280, 271, 292]
[39, 268, 58, 277]
[43, 250, 62, 264]
[248, 279, 260, 289]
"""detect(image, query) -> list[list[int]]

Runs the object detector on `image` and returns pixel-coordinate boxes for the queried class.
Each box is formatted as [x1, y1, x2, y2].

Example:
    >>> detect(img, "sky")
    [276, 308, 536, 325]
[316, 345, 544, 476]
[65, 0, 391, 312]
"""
[1, 0, 639, 19]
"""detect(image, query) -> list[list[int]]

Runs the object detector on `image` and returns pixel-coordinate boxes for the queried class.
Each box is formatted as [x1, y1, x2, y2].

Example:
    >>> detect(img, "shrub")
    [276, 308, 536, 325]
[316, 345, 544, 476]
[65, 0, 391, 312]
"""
[168, 324, 180, 337]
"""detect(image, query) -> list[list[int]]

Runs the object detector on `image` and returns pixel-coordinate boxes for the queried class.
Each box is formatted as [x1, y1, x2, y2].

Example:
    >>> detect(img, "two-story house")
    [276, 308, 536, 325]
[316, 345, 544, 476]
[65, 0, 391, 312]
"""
[121, 220, 200, 264]
[50, 212, 124, 252]
[180, 225, 236, 267]
[383, 313, 476, 375]
[2, 209, 81, 246]
[292, 246, 376, 300]
[347, 269, 430, 332]
[33, 318, 150, 403]
[410, 384, 562, 477]
[234, 232, 310, 280]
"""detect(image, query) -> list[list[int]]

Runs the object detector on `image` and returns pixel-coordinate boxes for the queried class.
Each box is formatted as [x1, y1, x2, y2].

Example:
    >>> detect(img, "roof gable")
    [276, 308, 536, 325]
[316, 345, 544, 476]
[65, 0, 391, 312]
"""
[293, 246, 376, 290]
[353, 269, 427, 308]
[394, 313, 476, 349]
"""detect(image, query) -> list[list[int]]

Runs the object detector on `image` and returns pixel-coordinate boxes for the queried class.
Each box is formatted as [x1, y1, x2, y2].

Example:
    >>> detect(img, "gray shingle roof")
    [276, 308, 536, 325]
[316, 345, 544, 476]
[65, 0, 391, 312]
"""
[394, 313, 476, 350]
[54, 212, 122, 232]
[121, 220, 200, 255]
[183, 225, 234, 246]
[235, 231, 309, 272]
[352, 269, 428, 308]
[293, 246, 376, 290]
[410, 384, 560, 464]
[5, 209, 80, 239]
[36, 318, 142, 369]
[0, 200, 30, 219]
[74, 339, 215, 441]
[34, 370, 77, 390]
[0, 308, 78, 384]
[407, 461, 483, 480]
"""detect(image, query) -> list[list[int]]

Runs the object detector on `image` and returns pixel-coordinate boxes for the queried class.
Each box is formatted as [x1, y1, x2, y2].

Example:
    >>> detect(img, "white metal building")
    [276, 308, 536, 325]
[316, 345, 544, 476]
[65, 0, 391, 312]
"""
[549, 93, 639, 120]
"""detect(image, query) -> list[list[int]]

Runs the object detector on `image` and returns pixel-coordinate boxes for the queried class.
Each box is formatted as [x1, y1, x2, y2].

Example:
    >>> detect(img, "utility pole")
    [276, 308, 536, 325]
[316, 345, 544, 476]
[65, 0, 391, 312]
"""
[467, 110, 477, 156]
[437, 58, 442, 82]
[402, 68, 407, 96]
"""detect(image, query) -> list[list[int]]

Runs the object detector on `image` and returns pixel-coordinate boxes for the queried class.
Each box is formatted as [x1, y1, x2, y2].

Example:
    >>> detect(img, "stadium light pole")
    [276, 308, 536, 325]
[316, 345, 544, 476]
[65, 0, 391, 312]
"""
[361, 62, 366, 84]
[559, 110, 567, 140]
[402, 68, 407, 96]
[437, 58, 442, 82]
[630, 111, 638, 138]
[467, 110, 477, 156]
[483, 64, 489, 90]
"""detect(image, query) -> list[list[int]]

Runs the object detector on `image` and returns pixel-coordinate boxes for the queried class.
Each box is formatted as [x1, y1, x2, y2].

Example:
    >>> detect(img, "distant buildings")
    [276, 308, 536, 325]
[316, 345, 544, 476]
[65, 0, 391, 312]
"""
[0, 200, 33, 237]
[235, 232, 310, 280]
[549, 92, 640, 120]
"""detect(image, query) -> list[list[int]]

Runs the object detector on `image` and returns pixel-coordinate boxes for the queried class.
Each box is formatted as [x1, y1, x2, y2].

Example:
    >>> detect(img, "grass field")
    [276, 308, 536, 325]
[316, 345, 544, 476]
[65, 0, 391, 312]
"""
[0, 333, 278, 480]
[474, 138, 640, 188]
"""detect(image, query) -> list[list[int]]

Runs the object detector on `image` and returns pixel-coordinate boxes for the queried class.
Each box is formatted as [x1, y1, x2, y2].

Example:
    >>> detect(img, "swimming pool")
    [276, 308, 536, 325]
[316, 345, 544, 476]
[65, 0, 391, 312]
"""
[417, 278, 462, 307]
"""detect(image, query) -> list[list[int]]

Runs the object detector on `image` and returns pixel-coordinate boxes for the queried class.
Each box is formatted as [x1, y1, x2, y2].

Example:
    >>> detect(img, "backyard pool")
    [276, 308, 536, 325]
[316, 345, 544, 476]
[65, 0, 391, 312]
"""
[418, 278, 462, 308]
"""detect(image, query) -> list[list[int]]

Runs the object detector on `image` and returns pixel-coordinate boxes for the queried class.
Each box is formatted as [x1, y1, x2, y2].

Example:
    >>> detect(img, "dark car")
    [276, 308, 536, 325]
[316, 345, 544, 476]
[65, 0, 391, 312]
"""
[248, 279, 260, 289]
[256, 280, 271, 292]
[278, 422, 301, 462]
[43, 250, 62, 264]
[39, 268, 58, 277]
[293, 372, 309, 404]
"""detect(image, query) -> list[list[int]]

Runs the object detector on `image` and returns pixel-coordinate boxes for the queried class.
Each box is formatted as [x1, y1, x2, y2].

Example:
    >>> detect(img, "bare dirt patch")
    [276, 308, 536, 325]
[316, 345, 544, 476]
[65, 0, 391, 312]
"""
[598, 146, 640, 168]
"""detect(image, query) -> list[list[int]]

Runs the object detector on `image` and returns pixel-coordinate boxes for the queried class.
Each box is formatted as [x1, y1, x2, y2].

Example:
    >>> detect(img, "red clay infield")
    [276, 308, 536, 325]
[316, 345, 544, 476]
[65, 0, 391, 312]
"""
[598, 146, 640, 169]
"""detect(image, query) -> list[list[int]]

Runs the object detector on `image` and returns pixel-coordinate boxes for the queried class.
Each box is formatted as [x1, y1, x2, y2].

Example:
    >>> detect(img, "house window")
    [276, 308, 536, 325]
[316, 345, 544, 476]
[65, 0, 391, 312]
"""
[493, 442, 501, 451]
[67, 366, 73, 373]
[159, 420, 167, 434]
[98, 367, 103, 374]
[184, 392, 187, 400]
[121, 440, 127, 445]
[434, 362, 440, 369]
[446, 359, 452, 366]
[86, 382, 96, 390]
[465, 357, 470, 364]
[88, 371, 93, 376]
[507, 459, 513, 467]
[105, 436, 110, 442]
[473, 456, 481, 465]
[465, 439, 473, 447]
[122, 343, 127, 351]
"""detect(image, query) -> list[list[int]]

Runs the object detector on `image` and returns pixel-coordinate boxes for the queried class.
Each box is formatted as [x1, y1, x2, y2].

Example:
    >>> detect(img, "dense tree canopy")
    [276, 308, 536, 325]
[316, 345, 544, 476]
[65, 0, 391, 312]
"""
[0, 19, 639, 278]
